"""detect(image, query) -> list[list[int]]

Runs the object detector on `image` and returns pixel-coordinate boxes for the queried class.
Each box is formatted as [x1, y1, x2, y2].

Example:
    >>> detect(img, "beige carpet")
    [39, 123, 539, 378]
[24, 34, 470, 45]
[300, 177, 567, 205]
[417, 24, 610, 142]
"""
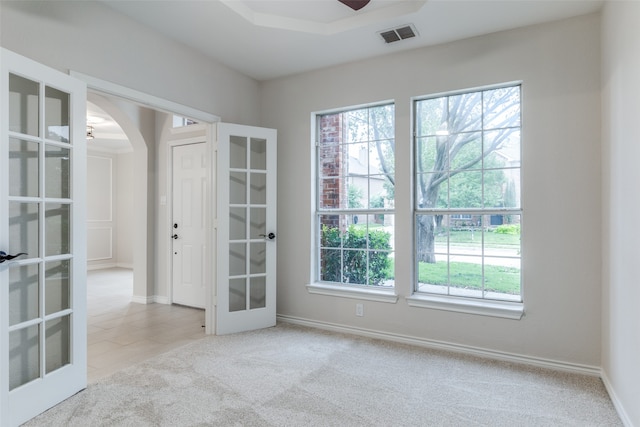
[25, 323, 620, 426]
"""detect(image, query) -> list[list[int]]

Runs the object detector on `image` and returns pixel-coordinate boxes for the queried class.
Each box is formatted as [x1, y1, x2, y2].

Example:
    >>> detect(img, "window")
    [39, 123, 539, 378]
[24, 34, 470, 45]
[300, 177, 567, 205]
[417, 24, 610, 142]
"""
[414, 84, 521, 302]
[315, 104, 395, 288]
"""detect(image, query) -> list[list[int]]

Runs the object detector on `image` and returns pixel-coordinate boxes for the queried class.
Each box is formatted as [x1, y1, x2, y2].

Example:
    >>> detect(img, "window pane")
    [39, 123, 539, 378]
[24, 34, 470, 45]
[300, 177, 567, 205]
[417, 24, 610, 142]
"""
[250, 277, 266, 309]
[317, 104, 395, 288]
[10, 325, 41, 390]
[415, 97, 445, 137]
[250, 138, 267, 170]
[229, 278, 246, 312]
[45, 315, 70, 374]
[9, 138, 39, 197]
[230, 172, 246, 204]
[45, 86, 70, 143]
[416, 173, 449, 209]
[415, 136, 439, 174]
[230, 136, 247, 169]
[449, 171, 482, 209]
[483, 86, 521, 130]
[450, 133, 481, 171]
[10, 202, 39, 259]
[9, 264, 39, 326]
[45, 144, 70, 199]
[9, 73, 39, 136]
[45, 203, 70, 256]
[45, 260, 71, 315]
[484, 129, 521, 168]
[449, 92, 482, 133]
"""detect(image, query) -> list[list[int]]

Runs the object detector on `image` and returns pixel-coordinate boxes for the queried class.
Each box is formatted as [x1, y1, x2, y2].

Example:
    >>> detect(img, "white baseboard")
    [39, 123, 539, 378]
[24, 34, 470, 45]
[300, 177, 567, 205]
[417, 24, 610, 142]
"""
[601, 371, 634, 427]
[277, 314, 601, 377]
[87, 262, 117, 271]
[116, 262, 134, 269]
[131, 295, 154, 304]
[154, 296, 170, 304]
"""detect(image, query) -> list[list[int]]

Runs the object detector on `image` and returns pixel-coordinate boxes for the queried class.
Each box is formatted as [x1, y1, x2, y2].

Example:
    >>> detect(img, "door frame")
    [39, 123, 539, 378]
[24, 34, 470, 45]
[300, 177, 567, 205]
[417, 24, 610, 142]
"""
[70, 72, 220, 333]
[166, 133, 211, 312]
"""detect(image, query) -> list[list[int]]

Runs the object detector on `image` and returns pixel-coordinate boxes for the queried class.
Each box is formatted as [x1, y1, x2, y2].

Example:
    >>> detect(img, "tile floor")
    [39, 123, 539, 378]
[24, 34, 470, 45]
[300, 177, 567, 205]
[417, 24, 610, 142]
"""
[87, 268, 206, 382]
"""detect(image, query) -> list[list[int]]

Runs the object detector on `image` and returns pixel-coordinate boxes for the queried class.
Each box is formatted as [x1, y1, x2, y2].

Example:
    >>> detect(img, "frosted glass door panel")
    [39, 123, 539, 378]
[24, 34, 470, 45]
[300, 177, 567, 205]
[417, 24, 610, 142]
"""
[9, 201, 39, 258]
[9, 325, 40, 391]
[9, 264, 39, 326]
[45, 260, 70, 315]
[9, 138, 39, 197]
[44, 86, 70, 143]
[45, 145, 70, 199]
[45, 203, 70, 256]
[9, 73, 39, 136]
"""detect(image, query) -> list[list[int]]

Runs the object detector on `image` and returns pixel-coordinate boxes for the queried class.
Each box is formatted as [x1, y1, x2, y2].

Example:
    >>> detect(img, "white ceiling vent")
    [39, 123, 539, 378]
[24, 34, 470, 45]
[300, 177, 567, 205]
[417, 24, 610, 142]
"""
[378, 24, 418, 44]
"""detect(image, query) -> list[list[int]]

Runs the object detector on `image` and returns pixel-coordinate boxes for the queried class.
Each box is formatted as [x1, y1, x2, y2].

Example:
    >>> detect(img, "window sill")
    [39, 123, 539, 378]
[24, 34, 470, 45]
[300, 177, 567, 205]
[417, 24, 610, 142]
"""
[306, 283, 399, 303]
[406, 294, 523, 320]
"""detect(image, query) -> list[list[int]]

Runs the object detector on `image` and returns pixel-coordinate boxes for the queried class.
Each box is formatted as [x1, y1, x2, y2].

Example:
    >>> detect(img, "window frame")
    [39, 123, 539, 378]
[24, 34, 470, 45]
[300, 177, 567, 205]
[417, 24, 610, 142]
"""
[307, 102, 399, 303]
[410, 83, 524, 319]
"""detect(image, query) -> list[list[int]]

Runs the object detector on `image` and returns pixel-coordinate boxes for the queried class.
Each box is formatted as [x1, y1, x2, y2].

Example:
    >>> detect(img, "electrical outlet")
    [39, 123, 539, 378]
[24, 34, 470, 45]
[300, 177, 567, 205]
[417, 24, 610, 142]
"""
[356, 303, 364, 317]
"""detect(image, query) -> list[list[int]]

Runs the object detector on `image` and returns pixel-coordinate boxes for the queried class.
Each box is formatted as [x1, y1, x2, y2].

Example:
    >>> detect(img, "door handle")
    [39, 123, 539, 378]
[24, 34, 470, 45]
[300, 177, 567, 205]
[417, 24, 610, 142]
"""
[259, 232, 276, 240]
[0, 251, 27, 263]
[172, 234, 179, 240]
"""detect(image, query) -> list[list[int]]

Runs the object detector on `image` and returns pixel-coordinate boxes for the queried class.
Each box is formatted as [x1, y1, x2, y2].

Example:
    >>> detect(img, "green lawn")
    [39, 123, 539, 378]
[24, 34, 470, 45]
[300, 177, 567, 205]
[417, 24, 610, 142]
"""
[436, 229, 520, 249]
[418, 260, 520, 294]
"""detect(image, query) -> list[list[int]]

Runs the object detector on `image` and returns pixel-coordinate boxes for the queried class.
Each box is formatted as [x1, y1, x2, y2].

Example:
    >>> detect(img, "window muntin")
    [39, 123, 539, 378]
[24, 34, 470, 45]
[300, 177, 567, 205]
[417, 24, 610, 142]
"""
[316, 104, 395, 287]
[414, 85, 521, 302]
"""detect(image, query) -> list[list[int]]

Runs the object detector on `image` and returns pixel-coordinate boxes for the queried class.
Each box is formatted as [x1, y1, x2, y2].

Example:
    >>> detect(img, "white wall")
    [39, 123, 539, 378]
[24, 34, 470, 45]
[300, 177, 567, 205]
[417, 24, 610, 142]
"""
[116, 151, 134, 268]
[601, 2, 640, 425]
[87, 152, 116, 269]
[0, 1, 260, 126]
[260, 14, 602, 368]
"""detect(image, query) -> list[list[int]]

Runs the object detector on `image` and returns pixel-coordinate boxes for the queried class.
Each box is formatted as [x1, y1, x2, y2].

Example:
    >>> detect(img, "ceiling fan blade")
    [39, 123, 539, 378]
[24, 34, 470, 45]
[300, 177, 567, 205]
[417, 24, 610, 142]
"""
[338, 0, 371, 11]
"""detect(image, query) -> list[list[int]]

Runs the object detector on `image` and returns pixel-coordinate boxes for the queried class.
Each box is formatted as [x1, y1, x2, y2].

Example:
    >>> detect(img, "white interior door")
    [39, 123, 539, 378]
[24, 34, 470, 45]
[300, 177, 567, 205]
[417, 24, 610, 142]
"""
[172, 142, 208, 308]
[0, 49, 87, 426]
[216, 123, 277, 335]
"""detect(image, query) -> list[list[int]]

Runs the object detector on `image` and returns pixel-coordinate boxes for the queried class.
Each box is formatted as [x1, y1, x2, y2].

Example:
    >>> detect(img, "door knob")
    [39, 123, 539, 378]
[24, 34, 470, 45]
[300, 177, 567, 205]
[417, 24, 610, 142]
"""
[172, 234, 179, 240]
[260, 233, 276, 240]
[0, 251, 27, 263]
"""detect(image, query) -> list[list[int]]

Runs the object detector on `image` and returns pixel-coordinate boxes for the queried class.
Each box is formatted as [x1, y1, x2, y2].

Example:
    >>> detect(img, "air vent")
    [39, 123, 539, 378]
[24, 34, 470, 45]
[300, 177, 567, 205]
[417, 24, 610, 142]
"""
[378, 24, 418, 44]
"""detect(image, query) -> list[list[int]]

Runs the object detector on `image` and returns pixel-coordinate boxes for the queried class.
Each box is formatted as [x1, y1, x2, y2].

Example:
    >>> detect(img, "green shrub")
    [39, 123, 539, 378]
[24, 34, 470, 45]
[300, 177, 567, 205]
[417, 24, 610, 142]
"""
[321, 225, 392, 286]
[494, 224, 520, 235]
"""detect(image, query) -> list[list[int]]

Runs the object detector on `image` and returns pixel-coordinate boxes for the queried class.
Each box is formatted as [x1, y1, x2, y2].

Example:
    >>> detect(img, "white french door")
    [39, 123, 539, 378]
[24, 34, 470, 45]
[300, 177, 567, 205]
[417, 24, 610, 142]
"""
[216, 123, 277, 335]
[0, 49, 87, 426]
[172, 142, 208, 309]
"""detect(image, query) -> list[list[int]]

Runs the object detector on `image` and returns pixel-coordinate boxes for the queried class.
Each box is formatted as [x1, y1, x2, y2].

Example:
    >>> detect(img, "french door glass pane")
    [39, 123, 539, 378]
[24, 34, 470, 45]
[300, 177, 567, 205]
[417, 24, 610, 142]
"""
[45, 260, 70, 315]
[229, 136, 247, 169]
[250, 277, 266, 309]
[229, 243, 246, 276]
[9, 264, 39, 326]
[249, 207, 265, 238]
[230, 172, 247, 204]
[9, 73, 39, 136]
[45, 203, 70, 256]
[250, 138, 266, 170]
[44, 86, 70, 143]
[45, 144, 70, 199]
[9, 325, 40, 391]
[250, 242, 266, 274]
[9, 201, 39, 258]
[45, 315, 71, 374]
[9, 138, 39, 197]
[250, 173, 266, 204]
[229, 207, 246, 240]
[229, 278, 246, 312]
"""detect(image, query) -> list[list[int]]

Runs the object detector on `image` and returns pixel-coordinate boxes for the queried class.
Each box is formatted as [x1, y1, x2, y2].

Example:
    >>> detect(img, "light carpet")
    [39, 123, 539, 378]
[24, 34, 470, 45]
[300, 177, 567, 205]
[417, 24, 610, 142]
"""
[25, 323, 621, 426]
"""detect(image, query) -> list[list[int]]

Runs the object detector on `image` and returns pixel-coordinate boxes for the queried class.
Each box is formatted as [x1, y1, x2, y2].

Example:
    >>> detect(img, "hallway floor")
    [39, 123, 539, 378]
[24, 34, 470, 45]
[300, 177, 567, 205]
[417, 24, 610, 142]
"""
[87, 268, 206, 382]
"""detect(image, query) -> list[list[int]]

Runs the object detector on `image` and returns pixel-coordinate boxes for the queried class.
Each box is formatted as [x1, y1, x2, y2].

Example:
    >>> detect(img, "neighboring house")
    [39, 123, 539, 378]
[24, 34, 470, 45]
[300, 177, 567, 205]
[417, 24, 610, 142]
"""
[1, 1, 638, 425]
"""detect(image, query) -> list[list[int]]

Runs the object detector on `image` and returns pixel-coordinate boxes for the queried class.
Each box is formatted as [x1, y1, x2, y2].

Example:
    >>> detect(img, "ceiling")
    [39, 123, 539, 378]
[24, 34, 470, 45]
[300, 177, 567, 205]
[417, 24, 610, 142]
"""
[101, 0, 604, 82]
[90, 0, 603, 148]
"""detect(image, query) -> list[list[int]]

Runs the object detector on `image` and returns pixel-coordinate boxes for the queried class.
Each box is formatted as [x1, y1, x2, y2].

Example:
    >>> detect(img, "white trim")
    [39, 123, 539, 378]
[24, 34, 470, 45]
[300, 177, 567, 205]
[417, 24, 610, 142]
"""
[131, 295, 154, 305]
[277, 315, 601, 377]
[69, 71, 220, 124]
[307, 282, 399, 303]
[153, 296, 171, 305]
[601, 371, 634, 427]
[406, 293, 524, 320]
[87, 263, 118, 271]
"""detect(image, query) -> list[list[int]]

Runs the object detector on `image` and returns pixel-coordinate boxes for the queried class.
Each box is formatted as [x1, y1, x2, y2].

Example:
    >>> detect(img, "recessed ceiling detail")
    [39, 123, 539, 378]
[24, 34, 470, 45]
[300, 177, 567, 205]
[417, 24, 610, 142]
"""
[220, 0, 427, 35]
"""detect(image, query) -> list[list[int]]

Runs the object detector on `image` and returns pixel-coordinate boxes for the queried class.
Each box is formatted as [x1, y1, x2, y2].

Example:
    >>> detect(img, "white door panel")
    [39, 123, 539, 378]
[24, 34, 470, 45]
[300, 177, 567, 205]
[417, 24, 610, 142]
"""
[172, 143, 208, 309]
[216, 123, 276, 335]
[1, 48, 87, 426]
